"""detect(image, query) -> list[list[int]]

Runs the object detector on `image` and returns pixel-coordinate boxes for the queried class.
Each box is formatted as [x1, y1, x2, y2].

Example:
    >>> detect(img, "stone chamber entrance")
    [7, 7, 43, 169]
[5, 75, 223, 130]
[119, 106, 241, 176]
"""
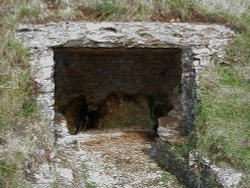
[15, 22, 233, 137]
[52, 47, 187, 187]
[16, 22, 233, 187]
[53, 48, 182, 135]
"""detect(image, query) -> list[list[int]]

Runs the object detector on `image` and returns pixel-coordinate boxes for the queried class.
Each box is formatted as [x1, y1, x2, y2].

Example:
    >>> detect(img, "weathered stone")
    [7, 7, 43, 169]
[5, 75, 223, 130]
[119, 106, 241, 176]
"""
[210, 164, 245, 188]
[39, 49, 55, 68]
[188, 151, 245, 188]
[192, 48, 211, 55]
[16, 22, 233, 49]
[34, 164, 55, 187]
[192, 60, 200, 68]
[37, 79, 54, 93]
[98, 91, 154, 130]
[55, 167, 73, 186]
[153, 139, 216, 188]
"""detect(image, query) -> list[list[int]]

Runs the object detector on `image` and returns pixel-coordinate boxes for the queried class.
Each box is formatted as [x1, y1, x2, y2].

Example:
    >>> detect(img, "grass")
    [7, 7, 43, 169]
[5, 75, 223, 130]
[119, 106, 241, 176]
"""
[0, 1, 53, 187]
[195, 0, 250, 17]
[86, 182, 97, 188]
[0, 24, 36, 132]
[0, 130, 35, 188]
[82, 163, 97, 188]
[196, 58, 250, 185]
[167, 0, 196, 21]
[174, 142, 193, 159]
[0, 159, 29, 188]
[95, 0, 120, 20]
[0, 0, 249, 187]
[194, 3, 250, 186]
[159, 171, 182, 187]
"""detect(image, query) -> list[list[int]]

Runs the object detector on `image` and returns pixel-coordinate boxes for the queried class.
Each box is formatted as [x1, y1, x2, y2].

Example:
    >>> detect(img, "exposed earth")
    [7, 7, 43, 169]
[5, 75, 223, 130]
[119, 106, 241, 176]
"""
[47, 123, 184, 188]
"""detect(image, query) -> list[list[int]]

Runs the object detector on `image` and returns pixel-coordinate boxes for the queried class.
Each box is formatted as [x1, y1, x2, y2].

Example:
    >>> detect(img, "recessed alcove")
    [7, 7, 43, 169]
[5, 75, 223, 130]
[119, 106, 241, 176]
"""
[53, 48, 182, 134]
[16, 22, 233, 136]
[15, 21, 235, 188]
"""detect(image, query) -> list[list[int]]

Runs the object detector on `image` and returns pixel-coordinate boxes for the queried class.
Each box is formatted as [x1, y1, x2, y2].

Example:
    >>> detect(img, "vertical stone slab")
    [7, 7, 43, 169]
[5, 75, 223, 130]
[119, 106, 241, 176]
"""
[32, 48, 55, 132]
[179, 48, 197, 134]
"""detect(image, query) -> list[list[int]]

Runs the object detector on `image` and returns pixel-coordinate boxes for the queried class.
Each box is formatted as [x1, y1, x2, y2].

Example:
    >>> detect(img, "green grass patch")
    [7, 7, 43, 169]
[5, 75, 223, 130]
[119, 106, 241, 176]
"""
[0, 160, 18, 188]
[81, 163, 97, 188]
[86, 181, 97, 188]
[174, 142, 193, 158]
[0, 150, 31, 188]
[196, 63, 250, 181]
[0, 1, 40, 186]
[0, 26, 38, 131]
[160, 171, 173, 182]
[95, 0, 119, 19]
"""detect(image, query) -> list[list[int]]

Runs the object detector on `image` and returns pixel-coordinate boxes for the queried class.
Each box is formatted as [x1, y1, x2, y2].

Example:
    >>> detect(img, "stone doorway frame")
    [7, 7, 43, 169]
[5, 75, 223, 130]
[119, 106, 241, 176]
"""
[16, 22, 233, 136]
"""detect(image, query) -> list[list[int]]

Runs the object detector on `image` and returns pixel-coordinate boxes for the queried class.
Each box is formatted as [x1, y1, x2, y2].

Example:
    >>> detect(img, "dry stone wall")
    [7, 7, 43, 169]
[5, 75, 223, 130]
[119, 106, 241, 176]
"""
[16, 22, 234, 134]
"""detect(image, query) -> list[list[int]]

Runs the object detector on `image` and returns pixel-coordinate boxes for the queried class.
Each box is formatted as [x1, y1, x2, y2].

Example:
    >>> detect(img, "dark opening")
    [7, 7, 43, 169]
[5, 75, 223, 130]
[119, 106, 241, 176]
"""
[53, 48, 182, 134]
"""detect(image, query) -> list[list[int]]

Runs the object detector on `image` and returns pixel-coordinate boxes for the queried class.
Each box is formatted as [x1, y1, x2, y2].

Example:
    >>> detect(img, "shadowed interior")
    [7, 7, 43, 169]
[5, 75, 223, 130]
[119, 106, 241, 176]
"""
[53, 48, 182, 133]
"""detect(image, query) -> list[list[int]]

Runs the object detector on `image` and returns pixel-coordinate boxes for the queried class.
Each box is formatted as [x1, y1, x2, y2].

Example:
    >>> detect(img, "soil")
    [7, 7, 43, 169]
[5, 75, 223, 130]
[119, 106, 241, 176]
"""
[80, 129, 182, 187]
[56, 126, 183, 188]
